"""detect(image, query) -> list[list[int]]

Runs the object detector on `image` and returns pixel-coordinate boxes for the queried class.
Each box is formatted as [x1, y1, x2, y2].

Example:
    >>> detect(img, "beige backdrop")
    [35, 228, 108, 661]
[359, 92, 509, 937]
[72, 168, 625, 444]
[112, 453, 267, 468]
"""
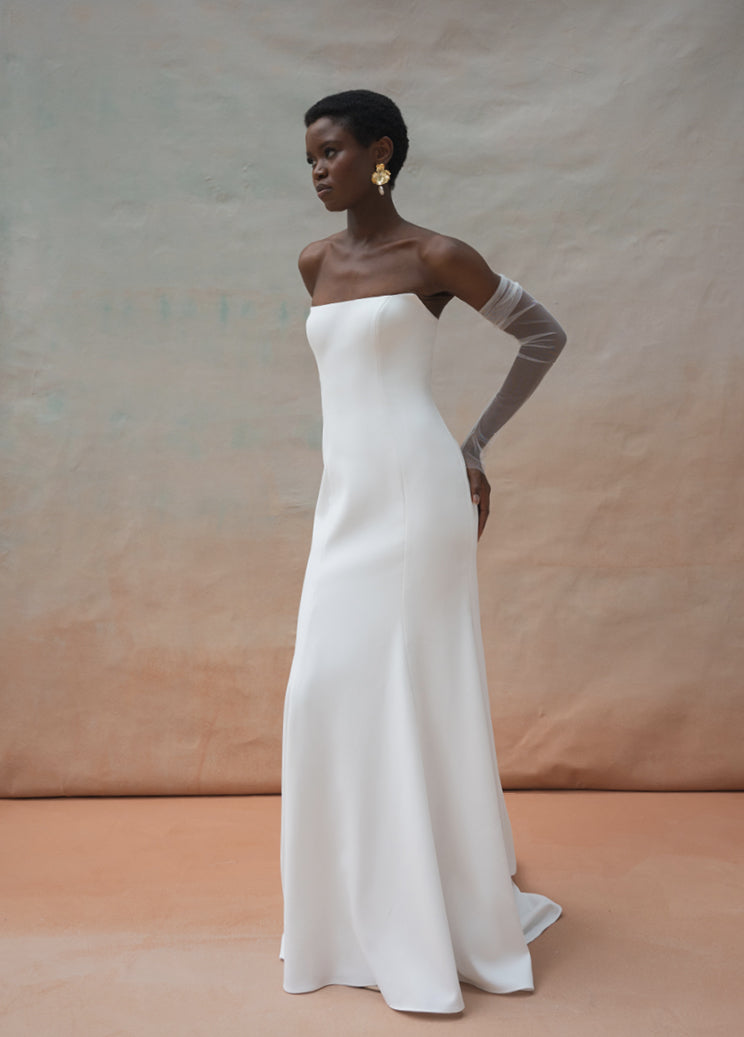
[2, 0, 743, 795]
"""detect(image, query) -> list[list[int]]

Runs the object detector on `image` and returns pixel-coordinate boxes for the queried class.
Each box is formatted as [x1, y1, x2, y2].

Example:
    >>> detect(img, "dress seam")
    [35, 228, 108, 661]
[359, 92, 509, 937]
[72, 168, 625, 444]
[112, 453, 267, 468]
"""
[373, 297, 415, 706]
[373, 296, 457, 962]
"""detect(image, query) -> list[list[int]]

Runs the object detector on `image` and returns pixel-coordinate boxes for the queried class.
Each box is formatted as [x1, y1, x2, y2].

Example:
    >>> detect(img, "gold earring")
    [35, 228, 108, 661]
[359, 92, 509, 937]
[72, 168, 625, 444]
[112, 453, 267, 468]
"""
[371, 163, 391, 195]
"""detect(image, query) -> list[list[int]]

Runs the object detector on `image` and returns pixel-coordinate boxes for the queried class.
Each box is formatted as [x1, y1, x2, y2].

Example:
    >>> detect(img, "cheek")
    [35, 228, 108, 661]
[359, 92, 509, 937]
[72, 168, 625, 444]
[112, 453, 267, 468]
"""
[340, 156, 370, 187]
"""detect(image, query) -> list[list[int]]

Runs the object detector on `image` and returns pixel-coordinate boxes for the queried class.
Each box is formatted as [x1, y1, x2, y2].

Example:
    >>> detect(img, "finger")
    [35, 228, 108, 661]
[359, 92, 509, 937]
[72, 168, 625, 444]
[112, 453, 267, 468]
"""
[467, 469, 482, 501]
[476, 479, 490, 539]
[477, 497, 490, 539]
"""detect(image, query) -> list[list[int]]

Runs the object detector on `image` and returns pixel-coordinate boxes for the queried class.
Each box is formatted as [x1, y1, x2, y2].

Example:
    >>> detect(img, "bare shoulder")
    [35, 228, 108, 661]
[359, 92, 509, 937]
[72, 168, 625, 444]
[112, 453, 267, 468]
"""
[297, 232, 342, 296]
[419, 232, 494, 281]
[414, 228, 501, 309]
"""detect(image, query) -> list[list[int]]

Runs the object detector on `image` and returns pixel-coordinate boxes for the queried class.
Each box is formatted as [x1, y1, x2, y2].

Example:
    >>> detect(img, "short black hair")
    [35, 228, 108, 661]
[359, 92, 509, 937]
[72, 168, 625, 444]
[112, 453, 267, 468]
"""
[304, 89, 409, 187]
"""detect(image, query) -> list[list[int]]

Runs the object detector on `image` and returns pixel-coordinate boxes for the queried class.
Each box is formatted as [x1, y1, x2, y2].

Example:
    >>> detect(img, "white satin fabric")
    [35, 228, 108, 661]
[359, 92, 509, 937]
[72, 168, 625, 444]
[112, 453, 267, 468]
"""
[280, 293, 561, 1014]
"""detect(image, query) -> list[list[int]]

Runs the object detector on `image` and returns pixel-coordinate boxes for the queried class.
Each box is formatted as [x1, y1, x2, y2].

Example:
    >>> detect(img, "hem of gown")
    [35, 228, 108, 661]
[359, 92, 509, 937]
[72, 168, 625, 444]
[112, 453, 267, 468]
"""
[522, 899, 563, 945]
[279, 898, 562, 1013]
[281, 972, 547, 1013]
[280, 955, 551, 1013]
[283, 980, 466, 1014]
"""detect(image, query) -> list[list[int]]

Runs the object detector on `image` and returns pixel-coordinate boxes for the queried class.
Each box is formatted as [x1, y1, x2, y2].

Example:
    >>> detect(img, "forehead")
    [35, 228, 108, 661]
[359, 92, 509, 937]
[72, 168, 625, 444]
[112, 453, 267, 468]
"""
[305, 116, 356, 150]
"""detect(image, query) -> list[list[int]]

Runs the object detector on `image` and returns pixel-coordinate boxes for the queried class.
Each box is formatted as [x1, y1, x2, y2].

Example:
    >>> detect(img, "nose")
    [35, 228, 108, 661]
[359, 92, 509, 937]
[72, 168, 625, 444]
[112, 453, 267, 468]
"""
[313, 159, 327, 181]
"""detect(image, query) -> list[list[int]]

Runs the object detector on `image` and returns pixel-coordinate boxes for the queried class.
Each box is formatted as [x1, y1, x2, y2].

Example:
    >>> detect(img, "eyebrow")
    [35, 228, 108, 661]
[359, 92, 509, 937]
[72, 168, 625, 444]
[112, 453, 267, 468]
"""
[306, 138, 343, 156]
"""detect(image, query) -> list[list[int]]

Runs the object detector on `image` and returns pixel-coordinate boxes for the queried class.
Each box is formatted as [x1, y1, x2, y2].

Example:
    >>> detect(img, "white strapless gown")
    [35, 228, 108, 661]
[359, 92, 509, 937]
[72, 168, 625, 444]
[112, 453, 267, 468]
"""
[280, 293, 561, 1014]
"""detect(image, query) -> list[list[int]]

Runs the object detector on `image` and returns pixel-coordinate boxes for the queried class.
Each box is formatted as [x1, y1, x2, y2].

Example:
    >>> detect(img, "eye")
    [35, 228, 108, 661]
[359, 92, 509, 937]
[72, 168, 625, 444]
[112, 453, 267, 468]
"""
[324, 147, 337, 158]
[306, 156, 315, 166]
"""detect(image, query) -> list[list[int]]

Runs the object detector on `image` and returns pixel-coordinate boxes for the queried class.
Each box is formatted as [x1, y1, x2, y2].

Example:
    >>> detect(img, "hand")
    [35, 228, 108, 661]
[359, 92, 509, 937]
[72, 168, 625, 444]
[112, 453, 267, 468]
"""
[466, 466, 491, 540]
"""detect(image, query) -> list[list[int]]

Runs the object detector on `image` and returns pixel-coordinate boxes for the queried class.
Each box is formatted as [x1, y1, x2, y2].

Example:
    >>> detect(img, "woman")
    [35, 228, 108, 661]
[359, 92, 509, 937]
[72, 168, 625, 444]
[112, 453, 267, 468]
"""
[280, 89, 566, 1015]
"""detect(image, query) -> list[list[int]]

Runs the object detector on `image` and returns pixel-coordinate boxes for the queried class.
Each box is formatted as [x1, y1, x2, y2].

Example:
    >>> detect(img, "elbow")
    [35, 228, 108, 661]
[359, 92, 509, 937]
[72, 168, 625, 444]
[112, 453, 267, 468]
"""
[554, 325, 568, 355]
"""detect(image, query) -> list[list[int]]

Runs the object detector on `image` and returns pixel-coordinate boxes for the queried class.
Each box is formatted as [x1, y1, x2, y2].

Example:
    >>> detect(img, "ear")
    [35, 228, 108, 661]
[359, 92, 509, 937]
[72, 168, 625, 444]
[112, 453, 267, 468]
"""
[373, 135, 394, 167]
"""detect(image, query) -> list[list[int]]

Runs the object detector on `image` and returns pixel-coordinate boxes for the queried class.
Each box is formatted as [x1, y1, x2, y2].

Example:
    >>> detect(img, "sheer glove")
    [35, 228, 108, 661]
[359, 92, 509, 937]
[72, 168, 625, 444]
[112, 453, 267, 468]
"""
[461, 276, 567, 473]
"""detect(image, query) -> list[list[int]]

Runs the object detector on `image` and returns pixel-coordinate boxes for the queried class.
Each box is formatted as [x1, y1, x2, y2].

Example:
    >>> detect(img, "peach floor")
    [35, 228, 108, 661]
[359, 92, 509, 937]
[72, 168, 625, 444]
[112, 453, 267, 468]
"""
[1, 792, 742, 1036]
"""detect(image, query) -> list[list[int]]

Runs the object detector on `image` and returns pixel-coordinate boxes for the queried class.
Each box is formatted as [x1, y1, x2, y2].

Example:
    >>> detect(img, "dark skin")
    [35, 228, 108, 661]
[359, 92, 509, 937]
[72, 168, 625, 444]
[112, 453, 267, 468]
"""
[303, 116, 505, 539]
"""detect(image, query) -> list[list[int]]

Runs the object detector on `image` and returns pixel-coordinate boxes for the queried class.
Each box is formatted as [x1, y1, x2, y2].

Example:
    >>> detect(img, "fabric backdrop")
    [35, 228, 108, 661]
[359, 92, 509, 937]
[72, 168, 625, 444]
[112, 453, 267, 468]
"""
[2, 0, 743, 795]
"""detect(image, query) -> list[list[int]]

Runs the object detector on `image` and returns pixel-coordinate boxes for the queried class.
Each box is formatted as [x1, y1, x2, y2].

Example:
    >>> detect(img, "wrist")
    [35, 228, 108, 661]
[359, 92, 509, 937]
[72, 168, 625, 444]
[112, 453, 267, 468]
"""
[460, 436, 484, 473]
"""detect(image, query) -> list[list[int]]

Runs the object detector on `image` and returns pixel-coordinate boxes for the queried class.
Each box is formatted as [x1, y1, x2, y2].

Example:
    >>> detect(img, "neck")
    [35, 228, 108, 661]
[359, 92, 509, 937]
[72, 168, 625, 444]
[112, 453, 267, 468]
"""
[346, 190, 403, 244]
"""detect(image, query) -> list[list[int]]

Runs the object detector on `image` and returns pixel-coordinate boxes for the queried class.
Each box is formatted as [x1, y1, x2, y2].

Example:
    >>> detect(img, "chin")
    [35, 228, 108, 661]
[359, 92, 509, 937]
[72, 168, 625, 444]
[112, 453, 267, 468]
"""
[321, 195, 345, 212]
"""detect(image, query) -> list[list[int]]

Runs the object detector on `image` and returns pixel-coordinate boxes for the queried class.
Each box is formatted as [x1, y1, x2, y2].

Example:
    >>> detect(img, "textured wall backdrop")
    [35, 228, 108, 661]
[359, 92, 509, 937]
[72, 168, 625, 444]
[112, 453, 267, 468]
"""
[2, 0, 743, 794]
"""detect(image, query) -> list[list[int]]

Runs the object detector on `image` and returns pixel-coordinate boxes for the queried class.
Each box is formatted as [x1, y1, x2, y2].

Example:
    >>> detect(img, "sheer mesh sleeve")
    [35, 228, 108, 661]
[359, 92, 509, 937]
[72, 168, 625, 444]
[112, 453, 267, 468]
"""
[460, 276, 567, 472]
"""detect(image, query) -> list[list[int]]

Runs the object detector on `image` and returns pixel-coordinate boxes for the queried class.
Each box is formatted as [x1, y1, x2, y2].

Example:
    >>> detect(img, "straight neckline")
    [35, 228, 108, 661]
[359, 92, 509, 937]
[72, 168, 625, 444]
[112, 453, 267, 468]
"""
[309, 292, 439, 321]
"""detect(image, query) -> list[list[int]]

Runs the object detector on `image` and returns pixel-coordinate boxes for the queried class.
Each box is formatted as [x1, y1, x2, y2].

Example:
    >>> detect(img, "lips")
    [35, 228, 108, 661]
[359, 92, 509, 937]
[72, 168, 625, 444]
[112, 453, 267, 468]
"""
[316, 183, 332, 196]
